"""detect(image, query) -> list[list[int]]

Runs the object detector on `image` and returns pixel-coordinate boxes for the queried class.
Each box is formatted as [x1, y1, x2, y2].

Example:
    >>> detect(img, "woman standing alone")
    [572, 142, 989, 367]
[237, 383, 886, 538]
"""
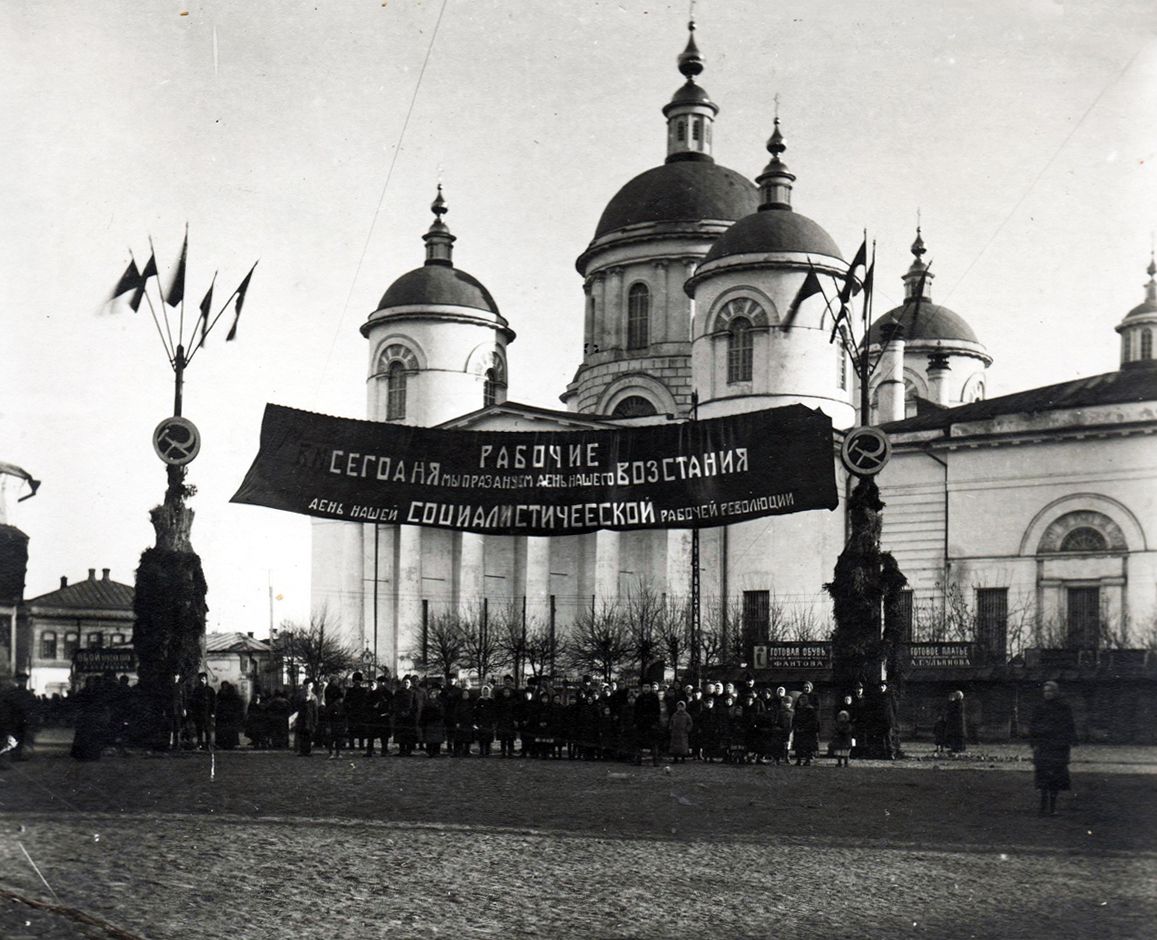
[1030, 681, 1077, 817]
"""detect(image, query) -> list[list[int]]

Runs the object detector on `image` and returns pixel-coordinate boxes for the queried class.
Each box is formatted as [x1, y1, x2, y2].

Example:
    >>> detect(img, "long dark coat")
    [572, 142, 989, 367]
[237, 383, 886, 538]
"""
[1030, 698, 1077, 791]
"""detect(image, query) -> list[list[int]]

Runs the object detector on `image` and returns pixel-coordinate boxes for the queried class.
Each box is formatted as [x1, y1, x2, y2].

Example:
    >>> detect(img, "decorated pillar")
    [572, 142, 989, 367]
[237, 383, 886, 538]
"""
[525, 536, 552, 626]
[459, 531, 485, 609]
[595, 529, 621, 606]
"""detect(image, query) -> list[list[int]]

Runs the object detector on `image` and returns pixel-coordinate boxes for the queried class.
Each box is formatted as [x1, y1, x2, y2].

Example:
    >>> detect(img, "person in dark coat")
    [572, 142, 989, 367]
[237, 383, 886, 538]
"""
[214, 681, 245, 750]
[165, 673, 187, 750]
[792, 693, 820, 765]
[267, 690, 292, 749]
[451, 688, 475, 757]
[1030, 681, 1077, 817]
[365, 677, 393, 757]
[189, 672, 216, 750]
[325, 686, 349, 759]
[69, 676, 110, 761]
[245, 692, 270, 749]
[698, 696, 723, 762]
[393, 677, 419, 756]
[345, 672, 370, 752]
[770, 694, 794, 765]
[634, 682, 662, 766]
[944, 690, 967, 755]
[295, 681, 319, 756]
[474, 685, 496, 757]
[876, 682, 898, 759]
[421, 686, 446, 757]
[669, 700, 693, 762]
[517, 688, 538, 757]
[494, 685, 519, 757]
[831, 709, 854, 767]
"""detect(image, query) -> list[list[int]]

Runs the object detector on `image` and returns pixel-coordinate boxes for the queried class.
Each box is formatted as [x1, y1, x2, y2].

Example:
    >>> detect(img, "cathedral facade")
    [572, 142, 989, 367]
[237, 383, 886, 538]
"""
[311, 26, 1157, 678]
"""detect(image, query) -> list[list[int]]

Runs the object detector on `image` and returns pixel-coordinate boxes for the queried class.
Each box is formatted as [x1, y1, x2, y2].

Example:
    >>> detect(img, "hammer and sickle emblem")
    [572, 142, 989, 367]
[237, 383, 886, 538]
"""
[841, 427, 891, 477]
[153, 417, 201, 466]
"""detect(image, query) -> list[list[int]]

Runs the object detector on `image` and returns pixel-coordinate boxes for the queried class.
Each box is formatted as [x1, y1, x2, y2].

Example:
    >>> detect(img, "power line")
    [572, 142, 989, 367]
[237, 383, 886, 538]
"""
[314, 0, 451, 396]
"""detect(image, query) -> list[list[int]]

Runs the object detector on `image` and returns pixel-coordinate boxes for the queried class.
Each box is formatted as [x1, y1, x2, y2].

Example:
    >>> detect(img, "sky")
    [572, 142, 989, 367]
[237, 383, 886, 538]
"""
[1, 0, 1154, 637]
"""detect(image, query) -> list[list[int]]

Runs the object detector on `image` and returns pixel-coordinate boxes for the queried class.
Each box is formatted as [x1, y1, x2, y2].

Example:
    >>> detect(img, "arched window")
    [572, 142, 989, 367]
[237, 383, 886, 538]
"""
[728, 317, 753, 383]
[627, 283, 650, 350]
[611, 396, 658, 418]
[838, 348, 847, 390]
[64, 633, 79, 658]
[40, 631, 57, 660]
[1142, 328, 1153, 360]
[386, 361, 407, 421]
[677, 120, 686, 142]
[1121, 332, 1131, 363]
[483, 368, 498, 407]
[1059, 527, 1108, 553]
[692, 119, 702, 142]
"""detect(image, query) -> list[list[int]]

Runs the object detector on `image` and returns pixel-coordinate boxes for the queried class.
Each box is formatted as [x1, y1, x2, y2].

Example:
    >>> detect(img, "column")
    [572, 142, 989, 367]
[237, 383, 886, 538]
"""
[652, 260, 669, 344]
[605, 267, 624, 351]
[458, 532, 485, 611]
[397, 524, 423, 671]
[665, 528, 693, 599]
[525, 536, 552, 626]
[595, 529, 621, 608]
[876, 323, 906, 423]
[590, 273, 607, 358]
[926, 353, 951, 406]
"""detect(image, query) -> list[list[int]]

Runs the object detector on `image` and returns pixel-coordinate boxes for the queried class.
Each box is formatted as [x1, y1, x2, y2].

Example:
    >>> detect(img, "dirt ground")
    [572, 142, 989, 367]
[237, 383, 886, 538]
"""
[1, 740, 1154, 939]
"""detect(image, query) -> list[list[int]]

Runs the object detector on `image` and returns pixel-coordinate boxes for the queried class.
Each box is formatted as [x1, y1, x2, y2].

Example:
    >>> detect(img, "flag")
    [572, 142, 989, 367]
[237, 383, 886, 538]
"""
[838, 237, 867, 305]
[110, 259, 142, 307]
[197, 274, 216, 347]
[165, 227, 188, 308]
[781, 263, 823, 331]
[225, 262, 258, 341]
[131, 252, 158, 312]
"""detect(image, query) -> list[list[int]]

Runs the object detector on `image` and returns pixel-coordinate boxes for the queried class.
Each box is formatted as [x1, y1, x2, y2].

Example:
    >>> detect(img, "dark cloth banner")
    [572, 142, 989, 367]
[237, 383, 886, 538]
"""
[230, 403, 838, 535]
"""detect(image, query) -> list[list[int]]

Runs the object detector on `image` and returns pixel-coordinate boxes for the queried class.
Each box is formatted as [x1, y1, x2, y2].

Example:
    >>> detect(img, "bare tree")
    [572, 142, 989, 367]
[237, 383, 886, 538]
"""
[491, 598, 525, 681]
[655, 593, 691, 681]
[458, 600, 503, 684]
[567, 599, 630, 682]
[701, 595, 743, 669]
[409, 609, 466, 679]
[524, 618, 565, 681]
[785, 601, 827, 642]
[274, 605, 358, 688]
[623, 580, 666, 681]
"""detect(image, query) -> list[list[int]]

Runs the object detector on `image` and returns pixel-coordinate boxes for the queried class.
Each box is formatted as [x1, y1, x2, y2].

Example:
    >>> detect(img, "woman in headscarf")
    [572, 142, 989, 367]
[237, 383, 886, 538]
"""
[1030, 681, 1077, 817]
[945, 690, 967, 755]
[792, 693, 820, 766]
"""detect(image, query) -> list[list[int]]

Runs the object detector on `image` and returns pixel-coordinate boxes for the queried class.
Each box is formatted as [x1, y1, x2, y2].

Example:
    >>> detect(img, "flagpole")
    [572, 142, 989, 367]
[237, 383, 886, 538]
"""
[139, 289, 176, 364]
[859, 241, 875, 426]
[149, 236, 176, 356]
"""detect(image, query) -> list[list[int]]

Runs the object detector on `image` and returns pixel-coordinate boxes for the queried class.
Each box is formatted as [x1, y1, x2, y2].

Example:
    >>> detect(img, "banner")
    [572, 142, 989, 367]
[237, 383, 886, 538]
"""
[73, 648, 137, 674]
[759, 642, 832, 670]
[906, 643, 974, 668]
[231, 403, 838, 536]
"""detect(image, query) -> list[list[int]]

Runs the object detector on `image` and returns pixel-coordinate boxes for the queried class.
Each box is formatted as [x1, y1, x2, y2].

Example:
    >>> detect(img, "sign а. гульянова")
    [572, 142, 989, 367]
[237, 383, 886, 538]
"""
[230, 403, 838, 537]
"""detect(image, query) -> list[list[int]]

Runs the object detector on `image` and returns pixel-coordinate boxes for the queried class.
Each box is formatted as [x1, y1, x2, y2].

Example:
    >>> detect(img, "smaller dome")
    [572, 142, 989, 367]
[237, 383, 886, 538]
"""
[701, 209, 843, 264]
[665, 82, 714, 109]
[868, 302, 980, 346]
[377, 265, 498, 314]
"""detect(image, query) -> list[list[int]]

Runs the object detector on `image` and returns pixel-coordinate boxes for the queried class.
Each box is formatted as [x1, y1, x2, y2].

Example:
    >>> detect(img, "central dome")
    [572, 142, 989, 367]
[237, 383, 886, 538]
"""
[867, 302, 980, 345]
[593, 160, 758, 240]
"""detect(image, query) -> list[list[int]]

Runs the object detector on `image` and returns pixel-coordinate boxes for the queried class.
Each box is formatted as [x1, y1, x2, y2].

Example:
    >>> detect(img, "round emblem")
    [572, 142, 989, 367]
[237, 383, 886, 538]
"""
[153, 416, 201, 466]
[841, 426, 891, 477]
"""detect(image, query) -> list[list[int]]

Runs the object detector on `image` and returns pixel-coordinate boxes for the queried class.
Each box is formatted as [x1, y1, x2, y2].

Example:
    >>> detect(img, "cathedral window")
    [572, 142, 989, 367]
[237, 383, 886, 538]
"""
[727, 317, 753, 383]
[1121, 332, 1131, 363]
[627, 283, 650, 350]
[1142, 328, 1153, 360]
[483, 368, 498, 407]
[692, 119, 702, 142]
[611, 396, 657, 418]
[677, 120, 686, 142]
[386, 360, 408, 421]
[1059, 527, 1108, 553]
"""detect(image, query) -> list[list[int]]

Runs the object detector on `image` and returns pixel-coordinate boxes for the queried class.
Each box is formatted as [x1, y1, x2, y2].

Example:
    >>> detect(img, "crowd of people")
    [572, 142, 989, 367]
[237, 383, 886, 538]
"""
[244, 673, 904, 766]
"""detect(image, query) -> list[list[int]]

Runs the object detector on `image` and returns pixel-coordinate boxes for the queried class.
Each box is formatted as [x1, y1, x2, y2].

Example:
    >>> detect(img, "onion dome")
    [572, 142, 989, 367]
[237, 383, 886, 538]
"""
[693, 118, 843, 275]
[867, 228, 990, 361]
[1116, 253, 1157, 369]
[373, 185, 500, 316]
[584, 22, 758, 254]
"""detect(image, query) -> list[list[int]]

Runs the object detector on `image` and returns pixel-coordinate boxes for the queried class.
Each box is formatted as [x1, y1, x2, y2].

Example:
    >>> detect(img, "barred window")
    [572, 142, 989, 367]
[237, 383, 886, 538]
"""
[1141, 328, 1152, 360]
[40, 631, 57, 660]
[677, 120, 686, 142]
[611, 396, 657, 418]
[1066, 587, 1101, 649]
[976, 587, 1008, 662]
[1059, 527, 1108, 553]
[727, 317, 753, 383]
[483, 368, 498, 407]
[627, 283, 650, 350]
[895, 589, 914, 643]
[386, 361, 407, 421]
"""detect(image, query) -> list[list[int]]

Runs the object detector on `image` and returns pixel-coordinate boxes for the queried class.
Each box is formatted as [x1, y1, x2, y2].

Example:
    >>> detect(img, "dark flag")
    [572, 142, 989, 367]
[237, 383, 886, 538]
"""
[131, 252, 158, 312]
[110, 259, 142, 307]
[781, 263, 823, 332]
[197, 274, 216, 347]
[225, 262, 258, 341]
[165, 227, 188, 308]
[838, 237, 868, 305]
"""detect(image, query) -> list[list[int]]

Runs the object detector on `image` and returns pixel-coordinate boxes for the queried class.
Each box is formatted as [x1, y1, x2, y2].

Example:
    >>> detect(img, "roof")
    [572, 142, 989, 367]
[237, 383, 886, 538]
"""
[701, 207, 843, 264]
[205, 632, 272, 654]
[28, 574, 134, 610]
[883, 367, 1157, 434]
[593, 160, 758, 240]
[438, 400, 620, 430]
[376, 264, 499, 314]
[868, 301, 982, 346]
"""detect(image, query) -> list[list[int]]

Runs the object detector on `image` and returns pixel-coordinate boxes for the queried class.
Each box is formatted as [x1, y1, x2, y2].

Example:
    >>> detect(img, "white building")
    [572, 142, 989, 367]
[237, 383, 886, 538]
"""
[312, 26, 1157, 678]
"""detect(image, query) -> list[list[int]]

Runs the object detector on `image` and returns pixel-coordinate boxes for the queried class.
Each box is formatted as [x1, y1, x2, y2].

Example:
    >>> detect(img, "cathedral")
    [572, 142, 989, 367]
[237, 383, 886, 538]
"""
[311, 24, 1157, 680]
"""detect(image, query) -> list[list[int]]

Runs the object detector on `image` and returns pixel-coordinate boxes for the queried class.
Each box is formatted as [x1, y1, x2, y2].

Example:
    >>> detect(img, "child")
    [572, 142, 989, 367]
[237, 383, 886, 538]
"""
[831, 709, 854, 767]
